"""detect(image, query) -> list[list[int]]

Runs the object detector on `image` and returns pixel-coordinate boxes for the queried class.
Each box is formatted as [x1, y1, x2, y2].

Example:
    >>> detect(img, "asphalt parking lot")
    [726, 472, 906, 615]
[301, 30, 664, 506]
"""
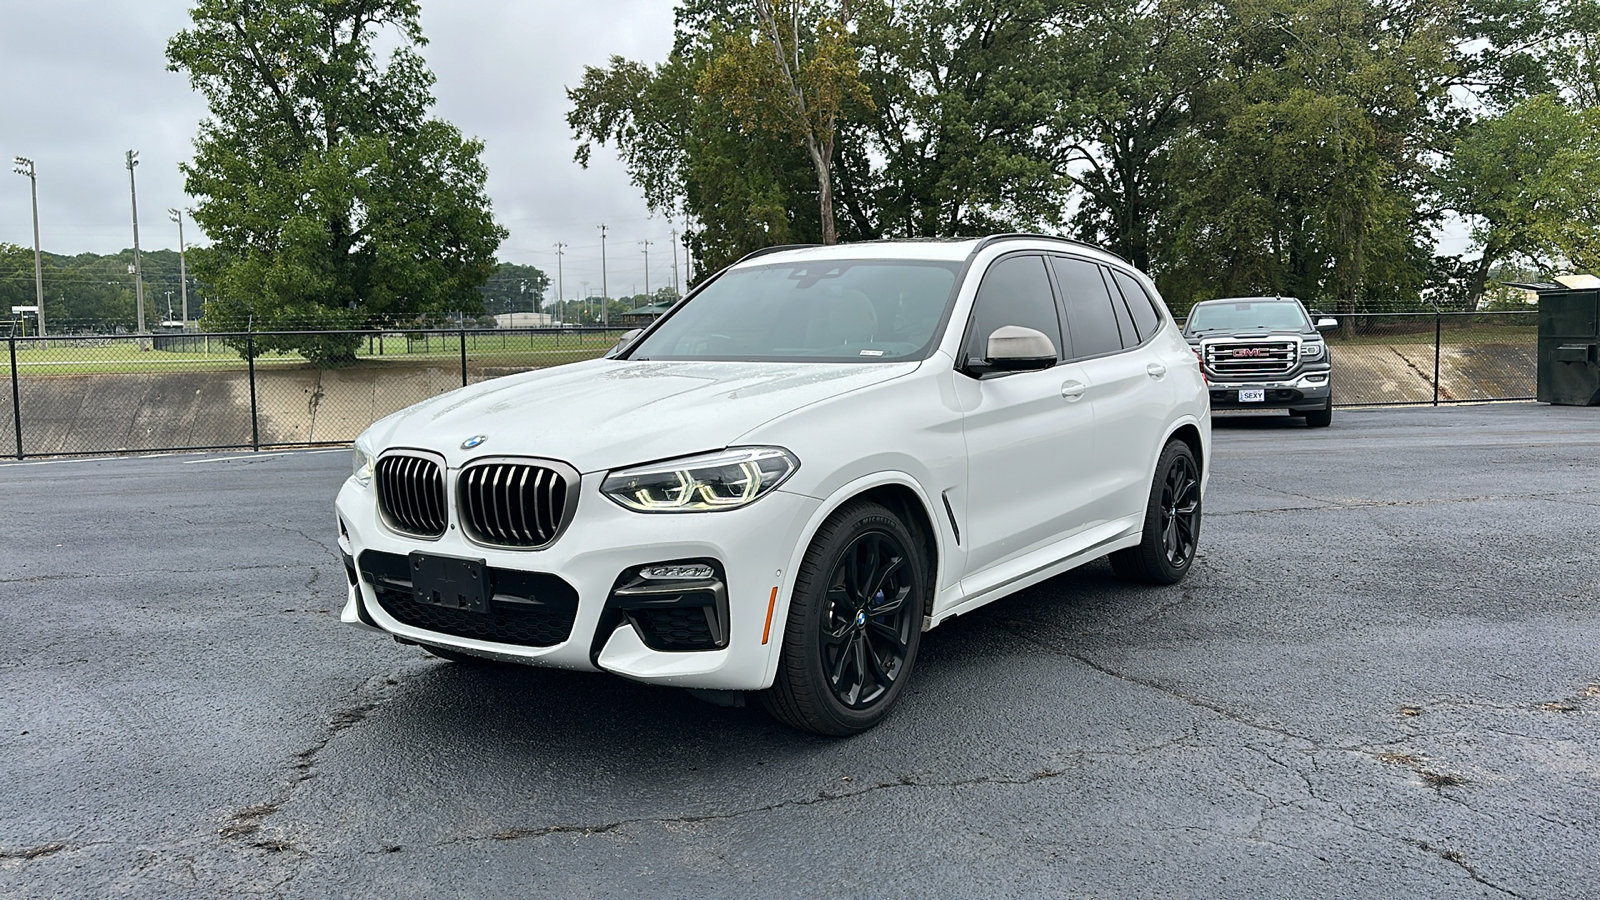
[2, 404, 1597, 899]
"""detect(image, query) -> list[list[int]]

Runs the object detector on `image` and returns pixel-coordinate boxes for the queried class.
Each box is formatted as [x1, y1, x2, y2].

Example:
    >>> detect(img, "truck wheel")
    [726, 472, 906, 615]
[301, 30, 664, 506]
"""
[1304, 396, 1332, 428]
[760, 501, 928, 736]
[1110, 441, 1202, 585]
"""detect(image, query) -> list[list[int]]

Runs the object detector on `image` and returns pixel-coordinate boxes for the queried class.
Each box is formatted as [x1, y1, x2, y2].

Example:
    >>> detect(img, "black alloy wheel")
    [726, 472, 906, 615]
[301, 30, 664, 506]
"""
[820, 531, 918, 709]
[1111, 440, 1203, 585]
[1157, 452, 1201, 568]
[761, 501, 928, 735]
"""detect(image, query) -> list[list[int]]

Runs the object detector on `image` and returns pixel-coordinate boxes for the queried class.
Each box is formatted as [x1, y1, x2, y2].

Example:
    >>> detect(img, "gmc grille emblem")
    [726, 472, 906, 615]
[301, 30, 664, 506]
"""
[1233, 348, 1268, 357]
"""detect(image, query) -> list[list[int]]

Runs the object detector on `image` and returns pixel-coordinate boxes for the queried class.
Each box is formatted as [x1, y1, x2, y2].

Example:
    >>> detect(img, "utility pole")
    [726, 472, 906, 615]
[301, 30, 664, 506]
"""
[168, 208, 189, 324]
[11, 158, 44, 335]
[598, 223, 608, 326]
[581, 280, 590, 325]
[669, 227, 680, 296]
[640, 240, 651, 297]
[553, 242, 566, 325]
[125, 150, 147, 345]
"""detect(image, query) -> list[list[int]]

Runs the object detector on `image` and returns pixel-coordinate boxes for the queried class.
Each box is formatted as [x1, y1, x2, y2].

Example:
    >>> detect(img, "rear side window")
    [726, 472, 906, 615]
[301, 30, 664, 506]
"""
[965, 255, 1062, 361]
[1050, 256, 1123, 359]
[1110, 269, 1162, 342]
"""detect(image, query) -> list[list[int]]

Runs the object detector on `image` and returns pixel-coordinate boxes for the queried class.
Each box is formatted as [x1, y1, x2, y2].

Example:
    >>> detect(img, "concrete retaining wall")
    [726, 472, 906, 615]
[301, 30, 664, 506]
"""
[2, 344, 1538, 457]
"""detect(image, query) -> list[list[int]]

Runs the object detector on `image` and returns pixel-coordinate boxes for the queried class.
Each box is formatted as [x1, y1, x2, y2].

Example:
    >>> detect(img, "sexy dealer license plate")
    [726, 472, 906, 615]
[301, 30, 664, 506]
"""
[1239, 388, 1266, 403]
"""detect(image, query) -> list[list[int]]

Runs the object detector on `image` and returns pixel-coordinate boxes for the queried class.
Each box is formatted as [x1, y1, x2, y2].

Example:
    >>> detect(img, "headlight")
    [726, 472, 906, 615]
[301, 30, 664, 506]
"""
[1302, 342, 1325, 361]
[351, 434, 377, 487]
[601, 447, 799, 513]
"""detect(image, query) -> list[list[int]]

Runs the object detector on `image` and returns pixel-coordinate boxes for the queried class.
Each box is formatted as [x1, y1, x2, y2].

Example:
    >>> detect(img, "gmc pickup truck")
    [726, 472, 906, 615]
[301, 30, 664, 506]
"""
[1183, 296, 1337, 427]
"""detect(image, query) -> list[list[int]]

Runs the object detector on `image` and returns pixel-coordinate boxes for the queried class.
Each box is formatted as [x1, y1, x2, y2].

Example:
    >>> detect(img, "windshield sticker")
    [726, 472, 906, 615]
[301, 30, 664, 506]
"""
[859, 349, 884, 356]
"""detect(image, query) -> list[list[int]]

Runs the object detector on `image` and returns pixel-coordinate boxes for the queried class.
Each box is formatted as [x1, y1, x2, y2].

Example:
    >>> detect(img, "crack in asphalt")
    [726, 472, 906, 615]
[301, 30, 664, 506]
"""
[0, 842, 70, 861]
[1207, 484, 1599, 518]
[465, 767, 1078, 845]
[216, 668, 414, 853]
[1403, 838, 1526, 899]
[990, 618, 1321, 747]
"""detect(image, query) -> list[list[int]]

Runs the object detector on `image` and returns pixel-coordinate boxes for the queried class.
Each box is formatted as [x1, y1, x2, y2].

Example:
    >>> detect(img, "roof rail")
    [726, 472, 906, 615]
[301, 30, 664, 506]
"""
[971, 233, 1130, 265]
[734, 244, 823, 264]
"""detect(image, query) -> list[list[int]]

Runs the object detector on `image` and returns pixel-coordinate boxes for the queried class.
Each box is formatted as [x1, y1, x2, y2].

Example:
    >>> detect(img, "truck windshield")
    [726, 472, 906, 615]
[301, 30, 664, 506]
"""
[1186, 301, 1310, 333]
[625, 260, 962, 362]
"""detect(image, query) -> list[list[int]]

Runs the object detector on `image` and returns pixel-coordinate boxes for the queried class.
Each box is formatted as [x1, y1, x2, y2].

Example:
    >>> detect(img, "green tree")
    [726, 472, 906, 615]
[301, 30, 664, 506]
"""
[700, 1, 872, 245]
[1159, 0, 1457, 316]
[1440, 95, 1600, 306]
[167, 0, 506, 365]
[478, 263, 552, 314]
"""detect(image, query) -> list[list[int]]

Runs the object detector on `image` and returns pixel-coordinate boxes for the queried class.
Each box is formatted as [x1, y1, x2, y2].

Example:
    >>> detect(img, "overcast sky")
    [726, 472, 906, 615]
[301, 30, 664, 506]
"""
[0, 1, 683, 301]
[1, 1, 1474, 302]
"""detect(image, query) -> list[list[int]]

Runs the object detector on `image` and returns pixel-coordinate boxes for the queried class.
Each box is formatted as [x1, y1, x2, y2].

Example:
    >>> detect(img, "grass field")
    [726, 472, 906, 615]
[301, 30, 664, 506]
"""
[1, 330, 626, 376]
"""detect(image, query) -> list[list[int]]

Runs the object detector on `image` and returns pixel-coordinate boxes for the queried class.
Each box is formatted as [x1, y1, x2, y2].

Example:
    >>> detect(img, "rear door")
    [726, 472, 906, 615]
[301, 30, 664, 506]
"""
[1050, 256, 1174, 524]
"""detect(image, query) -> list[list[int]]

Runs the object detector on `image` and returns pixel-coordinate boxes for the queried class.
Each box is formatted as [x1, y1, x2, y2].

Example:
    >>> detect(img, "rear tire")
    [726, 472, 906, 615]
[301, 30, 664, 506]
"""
[1304, 396, 1333, 428]
[760, 501, 928, 736]
[1110, 440, 1202, 586]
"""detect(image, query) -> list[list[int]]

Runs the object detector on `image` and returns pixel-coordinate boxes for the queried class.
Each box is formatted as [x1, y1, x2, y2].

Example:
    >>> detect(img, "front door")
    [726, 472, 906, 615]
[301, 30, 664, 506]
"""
[957, 253, 1099, 583]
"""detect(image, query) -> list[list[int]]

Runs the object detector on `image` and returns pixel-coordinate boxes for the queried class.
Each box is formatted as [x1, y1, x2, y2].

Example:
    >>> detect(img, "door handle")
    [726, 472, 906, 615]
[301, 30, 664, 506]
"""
[1061, 380, 1086, 401]
[1146, 363, 1168, 379]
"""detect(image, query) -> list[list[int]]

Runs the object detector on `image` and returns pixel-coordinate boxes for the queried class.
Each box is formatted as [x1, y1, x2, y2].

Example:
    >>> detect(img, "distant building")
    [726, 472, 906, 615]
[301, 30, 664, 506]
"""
[620, 302, 674, 326]
[494, 312, 555, 328]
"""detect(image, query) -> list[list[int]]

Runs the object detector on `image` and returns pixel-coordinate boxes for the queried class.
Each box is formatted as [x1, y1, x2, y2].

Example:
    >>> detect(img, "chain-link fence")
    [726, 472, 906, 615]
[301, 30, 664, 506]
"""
[2, 326, 627, 459]
[1, 312, 1542, 459]
[1324, 311, 1537, 406]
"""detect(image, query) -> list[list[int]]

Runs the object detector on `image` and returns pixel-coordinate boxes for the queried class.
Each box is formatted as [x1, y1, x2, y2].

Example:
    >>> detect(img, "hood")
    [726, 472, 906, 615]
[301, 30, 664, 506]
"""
[1187, 329, 1310, 343]
[363, 358, 920, 472]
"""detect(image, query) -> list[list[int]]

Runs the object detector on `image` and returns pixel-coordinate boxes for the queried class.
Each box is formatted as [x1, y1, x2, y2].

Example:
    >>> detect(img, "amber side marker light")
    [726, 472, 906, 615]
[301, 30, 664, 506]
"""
[761, 587, 779, 644]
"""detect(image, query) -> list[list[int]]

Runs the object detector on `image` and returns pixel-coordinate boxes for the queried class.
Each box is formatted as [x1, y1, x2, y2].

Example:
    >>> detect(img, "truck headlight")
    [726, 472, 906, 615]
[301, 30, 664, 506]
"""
[1302, 342, 1325, 361]
[351, 434, 377, 487]
[601, 447, 799, 513]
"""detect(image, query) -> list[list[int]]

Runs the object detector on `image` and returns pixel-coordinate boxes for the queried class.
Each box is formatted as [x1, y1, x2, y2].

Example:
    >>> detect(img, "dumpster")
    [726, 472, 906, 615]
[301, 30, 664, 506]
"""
[1509, 279, 1600, 406]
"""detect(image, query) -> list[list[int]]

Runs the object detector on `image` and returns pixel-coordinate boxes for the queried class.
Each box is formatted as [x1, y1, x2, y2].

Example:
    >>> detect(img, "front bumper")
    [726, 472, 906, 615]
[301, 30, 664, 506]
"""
[334, 474, 821, 691]
[1206, 368, 1330, 410]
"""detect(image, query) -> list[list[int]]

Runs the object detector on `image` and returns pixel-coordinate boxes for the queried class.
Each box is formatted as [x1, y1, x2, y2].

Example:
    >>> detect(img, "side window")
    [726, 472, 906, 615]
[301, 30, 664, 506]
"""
[1050, 256, 1123, 359]
[964, 255, 1062, 361]
[1110, 269, 1162, 343]
[1105, 268, 1138, 348]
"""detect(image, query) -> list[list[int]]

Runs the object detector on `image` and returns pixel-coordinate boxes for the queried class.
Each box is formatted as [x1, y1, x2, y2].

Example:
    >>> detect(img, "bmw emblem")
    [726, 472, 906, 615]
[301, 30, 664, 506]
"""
[461, 435, 488, 450]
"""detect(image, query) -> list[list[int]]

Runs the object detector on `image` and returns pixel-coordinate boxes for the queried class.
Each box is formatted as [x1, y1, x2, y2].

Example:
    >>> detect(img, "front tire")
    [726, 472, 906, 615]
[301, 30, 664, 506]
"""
[760, 501, 928, 736]
[1110, 440, 1202, 585]
[1304, 395, 1333, 428]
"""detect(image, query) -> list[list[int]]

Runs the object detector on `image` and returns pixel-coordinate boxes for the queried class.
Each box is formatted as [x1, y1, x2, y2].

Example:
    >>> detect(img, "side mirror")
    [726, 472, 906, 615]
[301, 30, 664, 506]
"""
[1315, 317, 1338, 330]
[968, 325, 1057, 375]
[605, 328, 644, 359]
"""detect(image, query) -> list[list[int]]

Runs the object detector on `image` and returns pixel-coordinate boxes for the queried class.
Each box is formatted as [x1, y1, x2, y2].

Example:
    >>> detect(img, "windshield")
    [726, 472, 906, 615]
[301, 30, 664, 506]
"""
[625, 259, 962, 362]
[1186, 300, 1310, 334]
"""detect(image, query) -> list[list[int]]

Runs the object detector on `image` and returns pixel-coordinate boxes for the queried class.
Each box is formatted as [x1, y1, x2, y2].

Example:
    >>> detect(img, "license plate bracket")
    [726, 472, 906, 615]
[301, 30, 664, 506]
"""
[409, 552, 490, 613]
[1239, 388, 1266, 403]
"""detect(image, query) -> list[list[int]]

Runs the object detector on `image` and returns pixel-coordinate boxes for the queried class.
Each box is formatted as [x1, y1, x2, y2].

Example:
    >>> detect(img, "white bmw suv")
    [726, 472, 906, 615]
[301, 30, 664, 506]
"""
[336, 235, 1210, 734]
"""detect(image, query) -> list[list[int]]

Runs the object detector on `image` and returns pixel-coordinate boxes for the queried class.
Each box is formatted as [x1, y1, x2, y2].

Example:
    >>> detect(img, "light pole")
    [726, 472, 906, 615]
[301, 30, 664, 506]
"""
[670, 227, 680, 296]
[598, 224, 608, 326]
[553, 242, 566, 325]
[168, 208, 190, 324]
[125, 151, 147, 344]
[11, 157, 44, 335]
[165, 290, 174, 321]
[640, 240, 651, 298]
[580, 280, 590, 324]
